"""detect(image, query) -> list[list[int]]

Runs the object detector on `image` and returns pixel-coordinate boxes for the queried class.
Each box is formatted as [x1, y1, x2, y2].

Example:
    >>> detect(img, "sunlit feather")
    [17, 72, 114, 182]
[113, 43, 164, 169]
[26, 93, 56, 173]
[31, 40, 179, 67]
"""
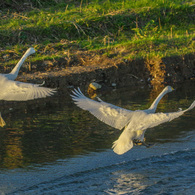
[0, 75, 56, 101]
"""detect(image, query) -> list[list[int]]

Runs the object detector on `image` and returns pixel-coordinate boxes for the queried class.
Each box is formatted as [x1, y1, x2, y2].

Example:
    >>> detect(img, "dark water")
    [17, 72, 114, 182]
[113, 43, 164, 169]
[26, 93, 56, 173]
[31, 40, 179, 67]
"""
[0, 81, 194, 194]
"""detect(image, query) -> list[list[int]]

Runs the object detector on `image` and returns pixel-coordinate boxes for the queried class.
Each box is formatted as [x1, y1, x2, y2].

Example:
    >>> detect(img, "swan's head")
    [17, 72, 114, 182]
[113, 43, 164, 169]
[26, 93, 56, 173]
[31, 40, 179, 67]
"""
[26, 47, 36, 55]
[164, 86, 174, 93]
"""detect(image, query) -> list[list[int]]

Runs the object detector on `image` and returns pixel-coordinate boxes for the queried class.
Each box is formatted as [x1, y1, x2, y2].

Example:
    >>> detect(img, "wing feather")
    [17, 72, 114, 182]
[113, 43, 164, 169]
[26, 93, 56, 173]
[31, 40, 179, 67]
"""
[0, 76, 56, 101]
[131, 101, 195, 132]
[71, 88, 134, 130]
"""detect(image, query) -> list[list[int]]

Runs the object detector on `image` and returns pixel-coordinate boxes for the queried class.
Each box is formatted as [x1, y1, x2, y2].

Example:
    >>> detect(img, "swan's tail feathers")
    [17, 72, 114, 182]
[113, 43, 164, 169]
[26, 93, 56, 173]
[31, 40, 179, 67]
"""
[0, 113, 6, 127]
[112, 136, 133, 155]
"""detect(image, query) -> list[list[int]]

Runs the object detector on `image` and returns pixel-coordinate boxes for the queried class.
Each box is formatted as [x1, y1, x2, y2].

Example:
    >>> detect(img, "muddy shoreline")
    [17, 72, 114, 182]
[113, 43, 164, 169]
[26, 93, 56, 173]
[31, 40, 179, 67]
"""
[17, 53, 195, 92]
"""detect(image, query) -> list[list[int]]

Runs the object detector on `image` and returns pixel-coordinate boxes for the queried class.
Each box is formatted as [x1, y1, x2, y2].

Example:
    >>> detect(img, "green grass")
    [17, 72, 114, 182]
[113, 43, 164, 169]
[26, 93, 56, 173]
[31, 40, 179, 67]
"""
[0, 0, 194, 68]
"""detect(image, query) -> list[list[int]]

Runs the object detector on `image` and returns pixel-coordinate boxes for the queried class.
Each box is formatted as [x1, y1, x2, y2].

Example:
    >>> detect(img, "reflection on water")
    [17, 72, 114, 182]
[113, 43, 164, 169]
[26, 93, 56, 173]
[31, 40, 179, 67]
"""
[107, 172, 148, 194]
[3, 130, 24, 169]
[106, 148, 195, 195]
[0, 81, 194, 170]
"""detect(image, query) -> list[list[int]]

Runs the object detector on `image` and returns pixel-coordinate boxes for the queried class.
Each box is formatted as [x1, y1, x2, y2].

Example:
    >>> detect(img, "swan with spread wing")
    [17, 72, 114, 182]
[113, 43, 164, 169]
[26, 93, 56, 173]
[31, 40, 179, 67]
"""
[0, 48, 56, 126]
[71, 87, 195, 155]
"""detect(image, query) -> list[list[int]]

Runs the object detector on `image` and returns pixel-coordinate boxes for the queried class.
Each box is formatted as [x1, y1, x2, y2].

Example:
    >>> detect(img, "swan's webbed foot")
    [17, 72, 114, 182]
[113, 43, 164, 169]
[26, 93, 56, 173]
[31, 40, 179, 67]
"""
[133, 139, 143, 146]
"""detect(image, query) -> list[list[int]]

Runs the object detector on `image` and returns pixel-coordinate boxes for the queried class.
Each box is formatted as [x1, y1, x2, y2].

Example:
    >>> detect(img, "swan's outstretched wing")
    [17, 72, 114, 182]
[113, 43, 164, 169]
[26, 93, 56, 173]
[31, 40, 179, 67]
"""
[71, 88, 134, 130]
[135, 101, 195, 131]
[0, 76, 56, 101]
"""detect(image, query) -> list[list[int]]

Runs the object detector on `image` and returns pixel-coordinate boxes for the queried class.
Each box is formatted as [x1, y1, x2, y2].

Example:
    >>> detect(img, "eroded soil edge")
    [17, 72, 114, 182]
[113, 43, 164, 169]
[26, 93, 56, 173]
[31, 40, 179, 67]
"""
[16, 53, 195, 93]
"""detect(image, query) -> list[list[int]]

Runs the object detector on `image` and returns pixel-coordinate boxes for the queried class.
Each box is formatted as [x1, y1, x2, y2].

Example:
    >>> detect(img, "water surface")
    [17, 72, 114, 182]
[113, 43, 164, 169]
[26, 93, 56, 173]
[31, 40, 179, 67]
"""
[0, 81, 194, 194]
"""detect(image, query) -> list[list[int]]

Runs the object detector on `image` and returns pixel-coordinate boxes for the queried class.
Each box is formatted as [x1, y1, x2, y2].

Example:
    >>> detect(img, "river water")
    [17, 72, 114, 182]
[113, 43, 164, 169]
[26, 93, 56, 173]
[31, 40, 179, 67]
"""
[0, 81, 194, 195]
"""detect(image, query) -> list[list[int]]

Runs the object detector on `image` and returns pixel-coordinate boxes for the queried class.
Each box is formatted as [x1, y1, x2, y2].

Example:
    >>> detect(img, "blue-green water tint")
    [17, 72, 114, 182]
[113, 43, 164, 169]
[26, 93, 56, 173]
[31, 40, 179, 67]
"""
[0, 81, 194, 194]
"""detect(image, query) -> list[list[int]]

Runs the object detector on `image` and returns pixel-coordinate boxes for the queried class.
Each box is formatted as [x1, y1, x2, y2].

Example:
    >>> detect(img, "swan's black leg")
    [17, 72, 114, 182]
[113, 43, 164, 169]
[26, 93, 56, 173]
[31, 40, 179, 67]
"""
[133, 139, 155, 148]
[141, 141, 156, 148]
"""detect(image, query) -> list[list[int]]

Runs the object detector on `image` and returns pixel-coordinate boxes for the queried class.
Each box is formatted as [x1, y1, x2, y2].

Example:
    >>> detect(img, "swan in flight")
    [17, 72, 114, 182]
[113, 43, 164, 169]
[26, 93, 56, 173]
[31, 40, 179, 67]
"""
[71, 87, 195, 155]
[1, 47, 35, 80]
[0, 75, 56, 101]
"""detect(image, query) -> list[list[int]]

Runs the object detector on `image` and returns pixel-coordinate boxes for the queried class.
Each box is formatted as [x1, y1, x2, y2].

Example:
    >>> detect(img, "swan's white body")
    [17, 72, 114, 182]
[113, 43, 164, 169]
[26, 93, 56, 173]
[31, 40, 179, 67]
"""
[71, 87, 195, 155]
[1, 47, 35, 80]
[0, 75, 56, 101]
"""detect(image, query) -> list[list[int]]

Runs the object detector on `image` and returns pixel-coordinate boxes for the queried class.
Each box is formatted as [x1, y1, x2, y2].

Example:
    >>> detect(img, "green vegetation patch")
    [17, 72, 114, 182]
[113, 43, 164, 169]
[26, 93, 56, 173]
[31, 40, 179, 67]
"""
[0, 0, 194, 68]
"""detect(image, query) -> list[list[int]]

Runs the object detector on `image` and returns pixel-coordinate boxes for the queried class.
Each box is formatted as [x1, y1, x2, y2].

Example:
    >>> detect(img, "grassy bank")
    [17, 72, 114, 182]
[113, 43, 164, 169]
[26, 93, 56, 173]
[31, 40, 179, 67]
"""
[0, 0, 194, 70]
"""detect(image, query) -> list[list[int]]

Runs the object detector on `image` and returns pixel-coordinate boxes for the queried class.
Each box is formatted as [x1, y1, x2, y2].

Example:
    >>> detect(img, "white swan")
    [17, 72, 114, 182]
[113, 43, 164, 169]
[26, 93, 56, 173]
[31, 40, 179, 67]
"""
[0, 75, 56, 101]
[71, 87, 195, 155]
[1, 47, 35, 80]
[71, 86, 173, 130]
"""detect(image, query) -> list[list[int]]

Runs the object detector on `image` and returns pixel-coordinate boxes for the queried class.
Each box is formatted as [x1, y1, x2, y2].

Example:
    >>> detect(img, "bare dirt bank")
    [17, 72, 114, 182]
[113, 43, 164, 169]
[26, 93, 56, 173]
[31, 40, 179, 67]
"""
[17, 53, 195, 92]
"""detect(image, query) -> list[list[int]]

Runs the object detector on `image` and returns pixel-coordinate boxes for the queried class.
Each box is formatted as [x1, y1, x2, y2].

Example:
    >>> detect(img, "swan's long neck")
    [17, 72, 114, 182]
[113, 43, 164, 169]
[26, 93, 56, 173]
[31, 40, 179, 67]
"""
[184, 100, 195, 112]
[148, 88, 168, 112]
[9, 48, 35, 80]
